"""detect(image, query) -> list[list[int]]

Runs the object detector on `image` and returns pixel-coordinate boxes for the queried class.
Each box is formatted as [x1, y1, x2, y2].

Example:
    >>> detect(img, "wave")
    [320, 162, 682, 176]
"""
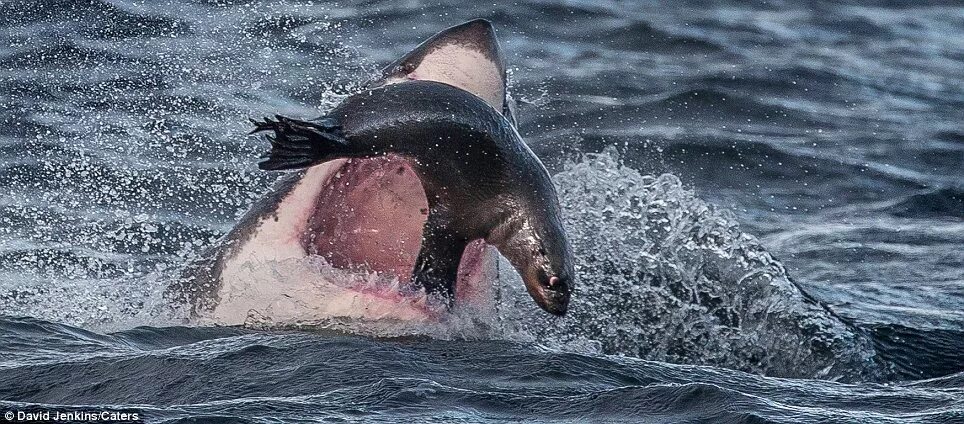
[0, 0, 959, 393]
[871, 323, 964, 380]
[885, 187, 964, 219]
[1, 315, 960, 423]
[4, 149, 959, 381]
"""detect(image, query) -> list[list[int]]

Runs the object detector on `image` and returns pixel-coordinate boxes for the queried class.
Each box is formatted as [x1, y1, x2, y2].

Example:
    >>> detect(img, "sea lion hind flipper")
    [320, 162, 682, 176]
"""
[252, 115, 350, 171]
[411, 210, 469, 305]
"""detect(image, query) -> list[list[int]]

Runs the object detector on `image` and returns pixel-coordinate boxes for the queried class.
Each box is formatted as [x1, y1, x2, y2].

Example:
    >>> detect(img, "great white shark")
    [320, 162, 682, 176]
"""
[167, 19, 572, 325]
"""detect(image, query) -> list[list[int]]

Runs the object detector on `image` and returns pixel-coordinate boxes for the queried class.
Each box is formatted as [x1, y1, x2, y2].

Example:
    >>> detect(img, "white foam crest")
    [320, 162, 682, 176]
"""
[0, 271, 179, 333]
[492, 148, 884, 380]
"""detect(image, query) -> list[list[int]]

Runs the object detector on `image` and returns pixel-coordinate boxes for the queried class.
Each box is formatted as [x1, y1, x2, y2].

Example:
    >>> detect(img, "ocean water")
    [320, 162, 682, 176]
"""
[1, 0, 962, 422]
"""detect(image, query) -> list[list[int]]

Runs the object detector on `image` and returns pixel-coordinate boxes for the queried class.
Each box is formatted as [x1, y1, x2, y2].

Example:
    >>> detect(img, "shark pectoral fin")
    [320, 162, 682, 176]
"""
[251, 115, 349, 171]
[411, 210, 468, 305]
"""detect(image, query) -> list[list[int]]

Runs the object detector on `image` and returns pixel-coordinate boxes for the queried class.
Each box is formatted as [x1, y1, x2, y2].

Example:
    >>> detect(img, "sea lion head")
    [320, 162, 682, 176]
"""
[496, 203, 574, 316]
[522, 239, 574, 317]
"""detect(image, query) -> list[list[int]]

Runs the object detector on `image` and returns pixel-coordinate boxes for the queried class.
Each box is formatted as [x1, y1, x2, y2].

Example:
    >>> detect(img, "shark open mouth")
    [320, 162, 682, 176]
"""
[188, 152, 497, 326]
[174, 19, 514, 325]
[300, 155, 491, 305]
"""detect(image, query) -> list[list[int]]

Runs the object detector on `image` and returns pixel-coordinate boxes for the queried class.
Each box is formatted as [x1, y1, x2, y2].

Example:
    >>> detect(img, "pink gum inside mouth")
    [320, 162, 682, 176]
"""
[302, 156, 489, 306]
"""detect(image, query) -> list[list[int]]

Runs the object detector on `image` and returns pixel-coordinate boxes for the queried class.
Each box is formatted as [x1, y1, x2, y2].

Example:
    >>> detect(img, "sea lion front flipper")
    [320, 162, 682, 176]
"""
[252, 115, 350, 170]
[411, 209, 469, 304]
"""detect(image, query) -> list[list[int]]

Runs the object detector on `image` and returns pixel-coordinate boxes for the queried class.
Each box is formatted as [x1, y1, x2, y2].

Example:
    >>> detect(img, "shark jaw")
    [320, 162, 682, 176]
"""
[203, 156, 498, 326]
[193, 20, 512, 326]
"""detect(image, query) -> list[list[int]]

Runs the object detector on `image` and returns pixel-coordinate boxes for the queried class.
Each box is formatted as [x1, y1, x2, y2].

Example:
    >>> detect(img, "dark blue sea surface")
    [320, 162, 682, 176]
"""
[0, 0, 962, 422]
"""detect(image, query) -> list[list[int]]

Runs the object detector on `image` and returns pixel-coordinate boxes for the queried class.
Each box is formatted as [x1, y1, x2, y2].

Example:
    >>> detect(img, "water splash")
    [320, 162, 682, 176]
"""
[1, 147, 888, 379]
[0, 0, 363, 332]
[0, 0, 912, 380]
[495, 149, 885, 381]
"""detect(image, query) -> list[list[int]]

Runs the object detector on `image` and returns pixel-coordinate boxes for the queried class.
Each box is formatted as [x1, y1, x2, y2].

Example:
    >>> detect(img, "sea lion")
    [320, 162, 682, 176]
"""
[167, 19, 573, 324]
[253, 78, 573, 313]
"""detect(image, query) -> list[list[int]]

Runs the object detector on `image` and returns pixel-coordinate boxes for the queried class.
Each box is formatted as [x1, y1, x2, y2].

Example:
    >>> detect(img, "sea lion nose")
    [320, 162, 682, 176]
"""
[542, 277, 570, 316]
[544, 290, 569, 316]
